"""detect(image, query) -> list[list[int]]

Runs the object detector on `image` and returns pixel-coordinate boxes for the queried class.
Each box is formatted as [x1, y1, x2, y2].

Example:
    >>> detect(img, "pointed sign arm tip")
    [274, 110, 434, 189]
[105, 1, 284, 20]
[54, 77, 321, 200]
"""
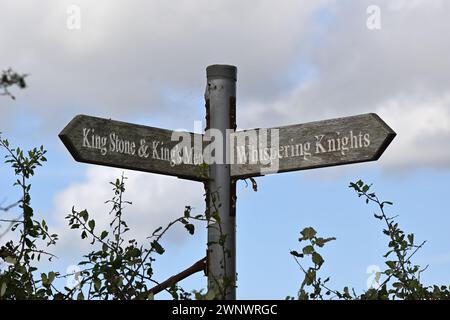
[58, 115, 89, 163]
[366, 113, 397, 161]
[368, 112, 397, 136]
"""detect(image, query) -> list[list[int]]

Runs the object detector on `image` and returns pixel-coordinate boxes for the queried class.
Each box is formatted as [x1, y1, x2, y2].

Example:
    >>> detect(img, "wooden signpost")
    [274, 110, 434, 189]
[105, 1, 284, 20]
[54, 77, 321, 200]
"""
[230, 113, 396, 178]
[60, 65, 396, 300]
[59, 115, 206, 181]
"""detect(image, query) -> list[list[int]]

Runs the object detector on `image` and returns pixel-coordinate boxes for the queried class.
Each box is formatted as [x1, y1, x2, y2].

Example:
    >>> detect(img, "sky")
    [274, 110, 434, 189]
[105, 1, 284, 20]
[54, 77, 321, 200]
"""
[1, 0, 450, 299]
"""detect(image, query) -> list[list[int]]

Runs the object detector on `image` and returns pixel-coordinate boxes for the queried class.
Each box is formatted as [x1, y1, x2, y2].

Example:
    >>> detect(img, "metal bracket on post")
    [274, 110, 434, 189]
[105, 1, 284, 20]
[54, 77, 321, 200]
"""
[205, 64, 237, 300]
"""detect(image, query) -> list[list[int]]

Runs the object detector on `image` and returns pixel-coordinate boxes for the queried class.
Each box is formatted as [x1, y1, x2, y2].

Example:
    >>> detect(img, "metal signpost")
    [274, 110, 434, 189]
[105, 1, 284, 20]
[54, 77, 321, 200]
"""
[60, 64, 396, 300]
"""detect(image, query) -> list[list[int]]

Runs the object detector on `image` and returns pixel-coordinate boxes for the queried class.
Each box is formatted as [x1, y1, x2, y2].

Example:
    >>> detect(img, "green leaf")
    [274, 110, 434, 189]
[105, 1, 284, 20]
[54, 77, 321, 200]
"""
[305, 269, 316, 285]
[41, 273, 48, 285]
[386, 261, 396, 269]
[302, 245, 314, 255]
[290, 250, 303, 258]
[79, 210, 89, 222]
[211, 213, 221, 224]
[0, 283, 6, 297]
[94, 279, 101, 291]
[151, 241, 165, 255]
[408, 233, 414, 245]
[315, 238, 325, 247]
[88, 219, 95, 231]
[5, 256, 16, 265]
[343, 286, 350, 297]
[383, 250, 393, 258]
[312, 252, 324, 267]
[300, 227, 316, 241]
[185, 224, 195, 235]
[100, 231, 108, 240]
[315, 237, 336, 247]
[48, 272, 56, 284]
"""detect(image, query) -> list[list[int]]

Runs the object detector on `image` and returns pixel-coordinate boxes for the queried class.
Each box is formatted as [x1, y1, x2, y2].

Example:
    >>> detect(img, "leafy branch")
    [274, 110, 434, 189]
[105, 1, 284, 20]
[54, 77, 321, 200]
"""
[0, 134, 58, 299]
[350, 180, 431, 300]
[63, 174, 205, 300]
[289, 180, 450, 300]
[0, 68, 28, 100]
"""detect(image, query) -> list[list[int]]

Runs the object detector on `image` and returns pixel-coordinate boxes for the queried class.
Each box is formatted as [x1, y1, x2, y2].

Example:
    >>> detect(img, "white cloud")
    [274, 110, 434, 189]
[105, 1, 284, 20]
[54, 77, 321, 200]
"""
[1, 0, 450, 171]
[387, 0, 444, 11]
[50, 166, 205, 258]
[377, 93, 450, 169]
[0, 0, 328, 130]
[238, 0, 450, 170]
[241, 89, 450, 172]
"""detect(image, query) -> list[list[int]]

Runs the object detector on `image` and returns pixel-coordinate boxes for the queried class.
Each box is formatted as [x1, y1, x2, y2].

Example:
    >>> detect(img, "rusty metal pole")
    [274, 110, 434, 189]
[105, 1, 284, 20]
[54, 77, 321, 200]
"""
[204, 64, 237, 299]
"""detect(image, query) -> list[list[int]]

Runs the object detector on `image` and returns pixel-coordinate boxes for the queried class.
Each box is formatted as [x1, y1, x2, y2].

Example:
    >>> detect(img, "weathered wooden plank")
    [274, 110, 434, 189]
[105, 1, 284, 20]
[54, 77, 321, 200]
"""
[60, 113, 395, 181]
[230, 113, 396, 178]
[59, 115, 207, 181]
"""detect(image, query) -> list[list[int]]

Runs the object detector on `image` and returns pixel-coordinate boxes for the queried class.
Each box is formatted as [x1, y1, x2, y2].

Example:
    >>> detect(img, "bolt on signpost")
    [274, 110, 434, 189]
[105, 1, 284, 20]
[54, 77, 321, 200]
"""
[59, 64, 396, 300]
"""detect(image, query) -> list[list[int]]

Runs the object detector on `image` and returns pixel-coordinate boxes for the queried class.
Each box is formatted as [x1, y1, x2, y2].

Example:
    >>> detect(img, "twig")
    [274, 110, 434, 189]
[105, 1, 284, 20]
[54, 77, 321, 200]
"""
[147, 257, 206, 296]
[0, 216, 21, 239]
[0, 200, 20, 212]
[291, 255, 341, 299]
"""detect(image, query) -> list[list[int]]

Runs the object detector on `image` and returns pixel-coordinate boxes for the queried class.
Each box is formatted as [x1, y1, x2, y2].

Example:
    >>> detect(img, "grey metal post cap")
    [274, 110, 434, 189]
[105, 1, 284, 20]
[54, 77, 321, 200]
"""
[206, 65, 237, 81]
